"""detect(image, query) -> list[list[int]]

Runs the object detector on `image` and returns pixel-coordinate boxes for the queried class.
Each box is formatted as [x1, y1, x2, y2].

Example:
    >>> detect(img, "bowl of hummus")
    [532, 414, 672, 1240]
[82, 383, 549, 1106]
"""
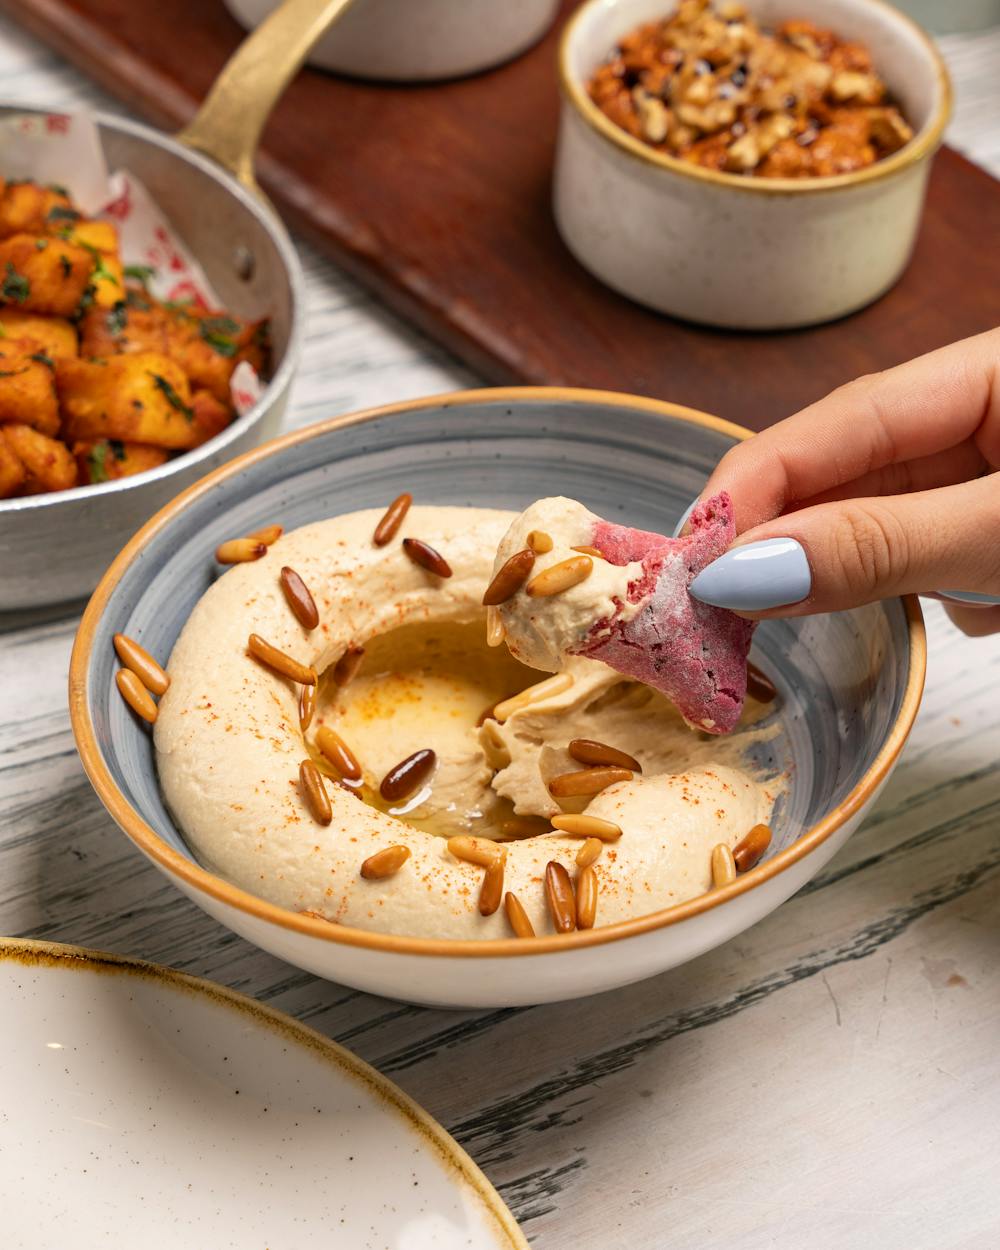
[70, 388, 924, 1008]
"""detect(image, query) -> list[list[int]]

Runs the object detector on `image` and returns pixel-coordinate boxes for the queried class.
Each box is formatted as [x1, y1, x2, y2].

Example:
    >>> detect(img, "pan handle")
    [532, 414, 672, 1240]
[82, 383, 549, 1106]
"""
[176, 0, 355, 196]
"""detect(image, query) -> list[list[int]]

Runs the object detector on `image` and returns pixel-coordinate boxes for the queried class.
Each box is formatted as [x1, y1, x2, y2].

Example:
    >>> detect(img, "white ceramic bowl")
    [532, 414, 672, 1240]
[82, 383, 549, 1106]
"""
[554, 0, 952, 328]
[70, 388, 925, 1009]
[225, 0, 561, 81]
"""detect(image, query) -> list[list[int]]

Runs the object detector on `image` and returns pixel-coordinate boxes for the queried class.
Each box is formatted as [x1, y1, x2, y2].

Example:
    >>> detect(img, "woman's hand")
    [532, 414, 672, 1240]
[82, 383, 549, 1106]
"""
[687, 329, 1000, 636]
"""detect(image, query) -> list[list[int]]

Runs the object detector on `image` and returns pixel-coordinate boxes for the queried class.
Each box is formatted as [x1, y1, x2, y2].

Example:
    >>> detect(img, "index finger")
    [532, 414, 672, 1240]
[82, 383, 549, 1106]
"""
[702, 328, 1000, 533]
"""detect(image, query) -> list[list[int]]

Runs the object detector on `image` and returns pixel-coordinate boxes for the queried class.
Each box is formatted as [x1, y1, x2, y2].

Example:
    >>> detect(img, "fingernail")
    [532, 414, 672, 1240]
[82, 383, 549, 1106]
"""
[937, 590, 1000, 606]
[672, 500, 697, 539]
[689, 538, 811, 611]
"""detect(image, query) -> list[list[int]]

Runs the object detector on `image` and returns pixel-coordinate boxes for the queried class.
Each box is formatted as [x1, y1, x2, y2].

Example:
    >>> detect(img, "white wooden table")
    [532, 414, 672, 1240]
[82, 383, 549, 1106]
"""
[2, 17, 999, 1248]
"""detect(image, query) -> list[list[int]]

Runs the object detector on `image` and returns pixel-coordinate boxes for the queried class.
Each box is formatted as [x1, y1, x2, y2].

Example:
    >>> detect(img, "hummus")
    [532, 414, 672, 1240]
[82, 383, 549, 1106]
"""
[155, 506, 780, 940]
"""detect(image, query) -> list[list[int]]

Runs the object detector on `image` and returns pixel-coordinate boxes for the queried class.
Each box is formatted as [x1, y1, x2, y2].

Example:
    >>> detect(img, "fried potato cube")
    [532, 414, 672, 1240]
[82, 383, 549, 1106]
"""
[56, 351, 199, 450]
[0, 234, 93, 317]
[0, 309, 78, 359]
[79, 298, 169, 359]
[1, 422, 77, 493]
[0, 344, 59, 435]
[89, 252, 125, 310]
[0, 435, 26, 497]
[73, 437, 169, 485]
[166, 306, 268, 404]
[189, 388, 233, 447]
[56, 220, 118, 255]
[0, 181, 76, 239]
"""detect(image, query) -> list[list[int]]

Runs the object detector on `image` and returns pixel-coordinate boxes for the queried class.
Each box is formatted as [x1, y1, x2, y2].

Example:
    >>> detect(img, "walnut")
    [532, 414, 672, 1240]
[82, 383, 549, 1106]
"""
[829, 70, 884, 105]
[725, 132, 760, 170]
[637, 94, 670, 143]
[868, 107, 913, 152]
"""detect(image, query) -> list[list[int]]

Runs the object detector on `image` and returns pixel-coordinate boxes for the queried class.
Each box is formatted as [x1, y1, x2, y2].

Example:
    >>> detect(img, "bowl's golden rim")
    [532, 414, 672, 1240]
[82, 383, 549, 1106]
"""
[557, 0, 953, 196]
[0, 936, 528, 1249]
[69, 385, 927, 960]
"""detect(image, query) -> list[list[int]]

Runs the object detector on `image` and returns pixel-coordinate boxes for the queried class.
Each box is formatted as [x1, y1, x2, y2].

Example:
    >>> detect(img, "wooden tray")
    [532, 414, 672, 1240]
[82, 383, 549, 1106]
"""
[4, 0, 999, 431]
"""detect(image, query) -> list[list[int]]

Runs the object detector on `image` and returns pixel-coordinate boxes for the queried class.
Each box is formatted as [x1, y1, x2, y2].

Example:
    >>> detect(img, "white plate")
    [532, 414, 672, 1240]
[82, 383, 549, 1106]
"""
[0, 938, 526, 1250]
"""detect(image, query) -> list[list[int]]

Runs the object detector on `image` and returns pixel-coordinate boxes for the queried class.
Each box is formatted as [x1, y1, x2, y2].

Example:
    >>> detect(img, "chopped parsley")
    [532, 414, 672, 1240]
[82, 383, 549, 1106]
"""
[1, 263, 30, 304]
[34, 239, 49, 252]
[125, 286, 151, 311]
[149, 371, 193, 422]
[0, 365, 29, 377]
[106, 301, 128, 337]
[198, 315, 240, 357]
[59, 254, 73, 279]
[109, 438, 126, 461]
[46, 204, 80, 223]
[123, 264, 156, 287]
[29, 351, 54, 368]
[79, 242, 119, 287]
[87, 441, 109, 483]
[47, 183, 70, 196]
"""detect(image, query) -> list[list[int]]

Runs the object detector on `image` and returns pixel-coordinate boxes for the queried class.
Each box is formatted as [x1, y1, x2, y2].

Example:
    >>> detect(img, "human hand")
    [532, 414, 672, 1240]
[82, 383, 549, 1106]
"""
[686, 329, 1000, 636]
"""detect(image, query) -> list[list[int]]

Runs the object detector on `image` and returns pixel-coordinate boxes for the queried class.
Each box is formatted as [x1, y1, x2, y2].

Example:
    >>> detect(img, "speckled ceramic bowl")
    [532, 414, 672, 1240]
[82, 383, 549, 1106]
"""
[70, 390, 925, 1008]
[554, 0, 952, 328]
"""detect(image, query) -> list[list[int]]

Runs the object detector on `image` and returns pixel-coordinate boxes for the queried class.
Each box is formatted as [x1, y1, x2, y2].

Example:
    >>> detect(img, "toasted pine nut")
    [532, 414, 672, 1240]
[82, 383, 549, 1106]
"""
[115, 668, 157, 723]
[380, 748, 436, 801]
[746, 661, 778, 704]
[551, 813, 622, 841]
[485, 606, 505, 648]
[493, 673, 573, 722]
[113, 633, 169, 696]
[248, 634, 316, 685]
[711, 842, 737, 887]
[733, 823, 772, 873]
[576, 837, 603, 867]
[361, 845, 411, 879]
[298, 679, 316, 732]
[526, 530, 553, 554]
[299, 759, 332, 825]
[480, 722, 511, 770]
[315, 726, 362, 781]
[216, 537, 267, 564]
[571, 545, 605, 559]
[246, 524, 283, 546]
[568, 737, 640, 772]
[447, 835, 503, 867]
[280, 566, 319, 630]
[482, 548, 535, 605]
[548, 766, 632, 797]
[402, 537, 452, 578]
[545, 861, 576, 933]
[526, 555, 593, 598]
[499, 815, 550, 840]
[576, 864, 598, 929]
[373, 492, 412, 546]
[333, 643, 365, 687]
[479, 856, 506, 916]
[504, 891, 535, 938]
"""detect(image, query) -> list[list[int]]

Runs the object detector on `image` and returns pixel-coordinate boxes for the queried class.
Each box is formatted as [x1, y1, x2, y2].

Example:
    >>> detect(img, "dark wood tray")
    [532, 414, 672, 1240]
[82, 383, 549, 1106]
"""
[4, 0, 999, 430]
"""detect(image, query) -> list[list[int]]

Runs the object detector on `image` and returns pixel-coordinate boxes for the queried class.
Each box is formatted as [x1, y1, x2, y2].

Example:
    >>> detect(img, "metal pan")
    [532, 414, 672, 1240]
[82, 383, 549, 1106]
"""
[0, 0, 352, 612]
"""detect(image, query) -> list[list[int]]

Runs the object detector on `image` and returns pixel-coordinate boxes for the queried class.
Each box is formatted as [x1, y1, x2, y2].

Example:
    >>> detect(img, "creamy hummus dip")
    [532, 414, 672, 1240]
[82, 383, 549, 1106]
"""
[155, 505, 779, 940]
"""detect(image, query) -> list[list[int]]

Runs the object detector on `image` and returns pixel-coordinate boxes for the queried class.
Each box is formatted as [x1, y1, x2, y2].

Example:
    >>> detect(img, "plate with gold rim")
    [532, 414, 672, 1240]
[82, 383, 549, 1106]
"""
[0, 937, 526, 1250]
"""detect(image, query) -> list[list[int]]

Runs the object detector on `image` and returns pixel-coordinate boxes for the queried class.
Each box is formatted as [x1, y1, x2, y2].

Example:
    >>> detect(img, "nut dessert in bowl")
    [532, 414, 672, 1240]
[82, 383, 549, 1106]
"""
[554, 0, 951, 328]
[70, 389, 924, 1008]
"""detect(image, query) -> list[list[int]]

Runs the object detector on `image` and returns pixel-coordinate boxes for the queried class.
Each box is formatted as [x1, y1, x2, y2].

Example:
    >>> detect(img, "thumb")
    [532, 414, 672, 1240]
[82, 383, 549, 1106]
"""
[689, 476, 1000, 617]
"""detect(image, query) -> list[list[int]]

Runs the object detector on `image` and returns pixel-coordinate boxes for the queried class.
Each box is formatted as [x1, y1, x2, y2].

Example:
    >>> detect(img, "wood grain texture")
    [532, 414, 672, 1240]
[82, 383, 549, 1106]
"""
[3, 0, 999, 431]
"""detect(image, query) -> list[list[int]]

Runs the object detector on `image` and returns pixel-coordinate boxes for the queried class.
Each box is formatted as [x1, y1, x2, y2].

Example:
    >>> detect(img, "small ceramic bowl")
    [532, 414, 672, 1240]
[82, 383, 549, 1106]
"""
[554, 0, 952, 329]
[224, 0, 561, 82]
[70, 389, 925, 1009]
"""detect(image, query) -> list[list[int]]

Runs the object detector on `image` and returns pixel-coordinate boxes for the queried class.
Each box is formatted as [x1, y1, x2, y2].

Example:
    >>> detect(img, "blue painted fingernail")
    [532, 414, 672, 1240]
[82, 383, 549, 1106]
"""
[937, 590, 1000, 605]
[672, 500, 697, 538]
[689, 538, 811, 611]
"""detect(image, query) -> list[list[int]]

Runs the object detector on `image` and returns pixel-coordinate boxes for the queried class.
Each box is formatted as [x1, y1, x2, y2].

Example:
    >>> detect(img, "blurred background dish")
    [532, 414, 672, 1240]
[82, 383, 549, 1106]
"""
[224, 0, 561, 81]
[70, 389, 925, 1008]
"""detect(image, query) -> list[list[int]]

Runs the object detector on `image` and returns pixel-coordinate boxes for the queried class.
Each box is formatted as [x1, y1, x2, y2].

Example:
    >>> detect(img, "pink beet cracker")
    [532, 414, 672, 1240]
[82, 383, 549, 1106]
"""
[573, 492, 754, 734]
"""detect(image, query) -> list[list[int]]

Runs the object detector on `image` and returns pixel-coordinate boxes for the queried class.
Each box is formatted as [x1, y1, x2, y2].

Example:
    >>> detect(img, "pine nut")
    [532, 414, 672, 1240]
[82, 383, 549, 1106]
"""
[485, 606, 505, 648]
[299, 759, 332, 825]
[711, 842, 737, 887]
[551, 813, 622, 841]
[576, 837, 603, 867]
[113, 633, 169, 696]
[545, 861, 576, 933]
[548, 766, 632, 797]
[360, 845, 411, 879]
[479, 856, 505, 916]
[246, 524, 283, 546]
[493, 673, 573, 722]
[482, 548, 535, 605]
[576, 864, 598, 929]
[247, 634, 316, 685]
[380, 748, 436, 801]
[571, 545, 605, 559]
[216, 537, 267, 564]
[747, 661, 778, 704]
[298, 679, 316, 732]
[504, 891, 535, 938]
[115, 668, 157, 723]
[526, 530, 553, 554]
[333, 643, 365, 687]
[279, 566, 319, 630]
[499, 815, 550, 840]
[402, 537, 452, 578]
[526, 555, 593, 598]
[373, 492, 412, 546]
[568, 738, 640, 772]
[733, 823, 772, 873]
[315, 726, 362, 781]
[447, 835, 502, 867]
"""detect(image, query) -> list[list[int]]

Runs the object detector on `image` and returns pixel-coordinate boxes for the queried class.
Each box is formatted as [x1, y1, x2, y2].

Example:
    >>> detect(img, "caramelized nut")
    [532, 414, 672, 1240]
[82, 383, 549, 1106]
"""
[545, 861, 576, 933]
[504, 891, 535, 938]
[333, 643, 365, 687]
[479, 857, 506, 917]
[568, 738, 640, 772]
[247, 634, 316, 685]
[576, 864, 598, 929]
[299, 759, 332, 825]
[113, 633, 169, 696]
[746, 661, 777, 704]
[482, 548, 535, 605]
[360, 845, 411, 880]
[315, 726, 362, 782]
[298, 680, 316, 732]
[115, 668, 158, 723]
[246, 524, 283, 546]
[402, 537, 452, 579]
[447, 835, 503, 867]
[711, 842, 737, 888]
[733, 823, 772, 873]
[526, 555, 593, 598]
[526, 530, 553, 554]
[379, 748, 436, 802]
[551, 813, 622, 841]
[548, 767, 632, 798]
[215, 538, 266, 564]
[373, 493, 412, 546]
[279, 566, 319, 631]
[575, 837, 604, 867]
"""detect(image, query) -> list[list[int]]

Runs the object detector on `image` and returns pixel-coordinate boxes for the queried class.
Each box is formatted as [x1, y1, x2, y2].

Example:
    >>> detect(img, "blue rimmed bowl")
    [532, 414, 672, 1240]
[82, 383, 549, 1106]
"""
[69, 389, 925, 1008]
